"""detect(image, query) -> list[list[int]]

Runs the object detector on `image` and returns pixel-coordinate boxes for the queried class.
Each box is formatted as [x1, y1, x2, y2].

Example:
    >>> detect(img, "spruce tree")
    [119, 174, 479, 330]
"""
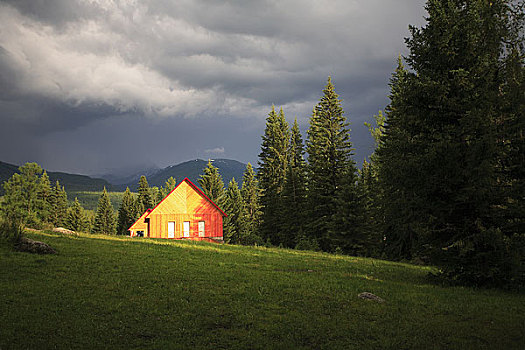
[93, 187, 116, 235]
[223, 178, 247, 244]
[257, 106, 290, 245]
[281, 118, 307, 248]
[306, 77, 359, 252]
[358, 110, 387, 257]
[1, 163, 45, 232]
[49, 180, 68, 227]
[36, 170, 52, 224]
[138, 176, 154, 210]
[198, 160, 225, 206]
[241, 163, 262, 242]
[377, 0, 524, 286]
[66, 198, 90, 232]
[117, 187, 136, 235]
[157, 177, 177, 203]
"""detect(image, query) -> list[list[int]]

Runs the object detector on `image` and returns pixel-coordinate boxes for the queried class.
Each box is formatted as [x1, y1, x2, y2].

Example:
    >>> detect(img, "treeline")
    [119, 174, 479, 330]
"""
[0, 161, 178, 237]
[202, 0, 525, 289]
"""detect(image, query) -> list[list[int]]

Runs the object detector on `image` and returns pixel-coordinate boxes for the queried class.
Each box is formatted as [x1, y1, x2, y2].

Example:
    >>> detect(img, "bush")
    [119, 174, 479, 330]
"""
[295, 234, 320, 252]
[0, 217, 24, 245]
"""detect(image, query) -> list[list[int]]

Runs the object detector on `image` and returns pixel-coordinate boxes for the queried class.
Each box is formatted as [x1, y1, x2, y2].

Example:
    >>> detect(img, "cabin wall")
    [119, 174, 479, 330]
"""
[148, 212, 223, 238]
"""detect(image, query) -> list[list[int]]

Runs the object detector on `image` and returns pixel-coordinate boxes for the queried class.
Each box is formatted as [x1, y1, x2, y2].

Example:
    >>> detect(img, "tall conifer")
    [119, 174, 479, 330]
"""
[66, 198, 90, 232]
[117, 187, 135, 235]
[93, 187, 116, 235]
[138, 176, 154, 210]
[257, 106, 290, 244]
[223, 178, 247, 244]
[198, 160, 225, 206]
[306, 77, 359, 252]
[281, 118, 307, 248]
[241, 163, 262, 240]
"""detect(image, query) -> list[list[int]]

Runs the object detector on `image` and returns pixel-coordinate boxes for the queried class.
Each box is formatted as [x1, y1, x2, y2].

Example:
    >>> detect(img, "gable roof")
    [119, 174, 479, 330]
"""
[146, 177, 227, 218]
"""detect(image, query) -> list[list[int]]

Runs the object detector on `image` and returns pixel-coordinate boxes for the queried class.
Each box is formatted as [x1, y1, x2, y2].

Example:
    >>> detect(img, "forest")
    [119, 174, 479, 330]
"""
[1, 0, 524, 290]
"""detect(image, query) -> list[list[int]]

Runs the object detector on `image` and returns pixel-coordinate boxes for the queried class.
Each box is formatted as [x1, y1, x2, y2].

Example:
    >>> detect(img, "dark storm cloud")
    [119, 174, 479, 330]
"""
[0, 0, 427, 173]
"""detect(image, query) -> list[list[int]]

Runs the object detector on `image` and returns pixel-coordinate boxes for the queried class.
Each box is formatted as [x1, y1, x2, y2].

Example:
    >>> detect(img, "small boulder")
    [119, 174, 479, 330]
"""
[358, 292, 385, 303]
[53, 227, 78, 236]
[16, 237, 57, 254]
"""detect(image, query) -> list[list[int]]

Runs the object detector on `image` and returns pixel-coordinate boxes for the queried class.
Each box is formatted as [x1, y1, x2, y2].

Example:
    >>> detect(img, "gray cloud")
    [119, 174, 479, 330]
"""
[0, 0, 427, 174]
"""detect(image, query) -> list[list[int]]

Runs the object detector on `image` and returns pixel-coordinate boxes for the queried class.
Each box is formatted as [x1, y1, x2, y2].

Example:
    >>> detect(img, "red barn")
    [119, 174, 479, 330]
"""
[129, 178, 226, 242]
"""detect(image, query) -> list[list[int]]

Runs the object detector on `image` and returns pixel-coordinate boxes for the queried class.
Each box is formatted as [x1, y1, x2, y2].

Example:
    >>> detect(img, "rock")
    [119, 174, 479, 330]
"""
[16, 237, 57, 254]
[53, 227, 78, 236]
[358, 292, 385, 303]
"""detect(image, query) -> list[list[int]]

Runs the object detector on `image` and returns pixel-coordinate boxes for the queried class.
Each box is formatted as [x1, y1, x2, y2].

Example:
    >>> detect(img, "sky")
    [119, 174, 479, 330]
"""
[0, 0, 427, 176]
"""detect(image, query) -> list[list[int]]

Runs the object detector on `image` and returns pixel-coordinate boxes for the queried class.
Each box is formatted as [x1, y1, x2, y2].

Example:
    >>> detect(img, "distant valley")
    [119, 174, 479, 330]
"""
[0, 159, 249, 195]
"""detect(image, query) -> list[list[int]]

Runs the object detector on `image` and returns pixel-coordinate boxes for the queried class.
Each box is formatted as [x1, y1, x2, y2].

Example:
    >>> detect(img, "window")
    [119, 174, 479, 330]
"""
[198, 221, 205, 237]
[183, 221, 190, 237]
[168, 221, 175, 238]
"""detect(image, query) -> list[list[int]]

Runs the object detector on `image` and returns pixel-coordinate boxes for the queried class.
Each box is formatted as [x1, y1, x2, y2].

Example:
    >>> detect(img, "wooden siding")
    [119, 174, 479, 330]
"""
[129, 209, 150, 236]
[129, 179, 225, 240]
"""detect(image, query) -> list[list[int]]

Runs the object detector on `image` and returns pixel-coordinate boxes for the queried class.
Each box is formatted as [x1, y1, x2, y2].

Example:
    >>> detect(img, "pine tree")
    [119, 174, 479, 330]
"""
[117, 187, 136, 235]
[376, 58, 418, 259]
[306, 77, 359, 252]
[223, 178, 247, 244]
[66, 198, 90, 232]
[257, 106, 290, 245]
[157, 176, 177, 203]
[36, 170, 52, 224]
[281, 118, 307, 248]
[358, 110, 387, 257]
[1, 163, 45, 233]
[49, 180, 68, 227]
[138, 176, 154, 210]
[377, 0, 524, 286]
[198, 160, 225, 206]
[93, 187, 116, 235]
[241, 163, 262, 242]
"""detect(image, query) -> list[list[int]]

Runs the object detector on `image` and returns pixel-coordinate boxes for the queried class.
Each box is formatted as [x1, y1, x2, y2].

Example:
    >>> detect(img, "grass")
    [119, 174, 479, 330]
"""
[1, 231, 524, 349]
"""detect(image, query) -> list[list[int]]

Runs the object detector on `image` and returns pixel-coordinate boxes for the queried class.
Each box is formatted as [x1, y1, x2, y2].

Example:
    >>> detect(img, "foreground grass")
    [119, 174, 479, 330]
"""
[1, 231, 524, 349]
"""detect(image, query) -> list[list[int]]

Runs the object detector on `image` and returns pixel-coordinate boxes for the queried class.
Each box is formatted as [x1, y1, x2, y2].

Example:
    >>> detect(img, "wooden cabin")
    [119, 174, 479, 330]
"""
[129, 178, 226, 242]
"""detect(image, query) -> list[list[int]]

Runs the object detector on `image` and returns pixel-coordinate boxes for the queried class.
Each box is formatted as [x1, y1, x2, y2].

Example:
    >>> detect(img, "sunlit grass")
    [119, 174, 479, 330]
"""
[1, 230, 524, 349]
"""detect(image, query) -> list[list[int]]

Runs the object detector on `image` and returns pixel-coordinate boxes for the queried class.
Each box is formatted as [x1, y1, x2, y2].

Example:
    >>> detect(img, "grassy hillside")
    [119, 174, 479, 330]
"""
[1, 231, 524, 349]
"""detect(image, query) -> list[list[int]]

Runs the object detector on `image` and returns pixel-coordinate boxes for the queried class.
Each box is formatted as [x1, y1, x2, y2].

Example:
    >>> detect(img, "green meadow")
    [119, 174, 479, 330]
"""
[1, 230, 524, 349]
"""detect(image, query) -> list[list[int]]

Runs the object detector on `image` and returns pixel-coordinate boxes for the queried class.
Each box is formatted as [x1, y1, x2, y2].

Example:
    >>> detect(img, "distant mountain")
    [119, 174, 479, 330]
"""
[95, 166, 161, 186]
[115, 159, 249, 191]
[0, 160, 113, 194]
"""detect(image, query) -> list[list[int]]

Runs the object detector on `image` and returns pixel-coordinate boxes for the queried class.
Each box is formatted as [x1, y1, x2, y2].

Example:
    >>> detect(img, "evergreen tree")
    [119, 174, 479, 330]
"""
[93, 187, 116, 235]
[306, 77, 360, 252]
[138, 176, 154, 210]
[117, 187, 136, 235]
[157, 177, 177, 203]
[48, 180, 68, 227]
[358, 110, 387, 257]
[376, 58, 417, 259]
[223, 178, 247, 244]
[241, 163, 262, 242]
[36, 170, 52, 224]
[377, 0, 524, 286]
[257, 106, 290, 244]
[1, 163, 45, 233]
[198, 160, 225, 206]
[66, 198, 90, 232]
[281, 118, 307, 248]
